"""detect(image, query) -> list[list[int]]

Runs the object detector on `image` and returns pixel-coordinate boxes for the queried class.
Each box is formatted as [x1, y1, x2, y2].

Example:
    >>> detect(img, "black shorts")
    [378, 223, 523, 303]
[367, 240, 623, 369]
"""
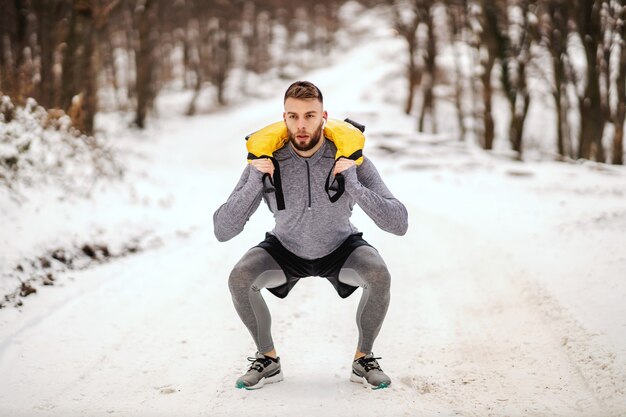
[255, 232, 372, 299]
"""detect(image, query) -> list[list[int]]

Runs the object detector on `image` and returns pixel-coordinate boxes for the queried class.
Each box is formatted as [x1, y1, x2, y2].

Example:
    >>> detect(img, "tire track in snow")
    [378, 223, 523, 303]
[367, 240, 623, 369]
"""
[379, 203, 624, 417]
[516, 278, 626, 417]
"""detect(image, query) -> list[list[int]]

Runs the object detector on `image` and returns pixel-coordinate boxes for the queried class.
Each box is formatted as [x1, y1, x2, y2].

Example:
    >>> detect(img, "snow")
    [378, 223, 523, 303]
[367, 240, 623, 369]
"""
[1, 5, 626, 417]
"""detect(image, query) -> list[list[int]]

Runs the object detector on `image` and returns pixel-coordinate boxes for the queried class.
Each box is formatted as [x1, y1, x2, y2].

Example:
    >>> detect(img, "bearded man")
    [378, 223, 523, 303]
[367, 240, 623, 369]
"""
[214, 81, 408, 390]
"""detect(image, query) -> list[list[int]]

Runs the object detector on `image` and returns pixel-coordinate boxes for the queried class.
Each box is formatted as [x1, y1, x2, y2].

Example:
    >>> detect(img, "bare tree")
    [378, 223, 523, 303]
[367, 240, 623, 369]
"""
[61, 0, 86, 112]
[502, 0, 534, 157]
[134, 0, 158, 128]
[209, 3, 239, 106]
[538, 0, 574, 158]
[418, 0, 438, 133]
[574, 0, 605, 161]
[31, 0, 67, 109]
[184, 12, 203, 116]
[389, 0, 422, 115]
[473, 0, 507, 150]
[76, 0, 97, 134]
[2, 0, 353, 132]
[446, 0, 470, 140]
[1, 0, 31, 104]
[613, 0, 625, 164]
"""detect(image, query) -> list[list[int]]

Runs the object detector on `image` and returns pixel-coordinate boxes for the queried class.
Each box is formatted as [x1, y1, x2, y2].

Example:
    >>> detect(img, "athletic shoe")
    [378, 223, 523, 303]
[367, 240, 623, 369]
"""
[350, 353, 391, 389]
[235, 352, 283, 390]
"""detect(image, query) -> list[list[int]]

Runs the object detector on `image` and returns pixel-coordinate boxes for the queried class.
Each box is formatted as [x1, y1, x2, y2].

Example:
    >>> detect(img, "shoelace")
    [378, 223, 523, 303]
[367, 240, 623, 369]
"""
[246, 356, 274, 373]
[356, 356, 383, 372]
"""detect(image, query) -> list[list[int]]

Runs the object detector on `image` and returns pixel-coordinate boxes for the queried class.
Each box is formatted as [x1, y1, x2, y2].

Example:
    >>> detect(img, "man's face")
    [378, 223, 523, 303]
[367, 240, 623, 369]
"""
[283, 97, 327, 152]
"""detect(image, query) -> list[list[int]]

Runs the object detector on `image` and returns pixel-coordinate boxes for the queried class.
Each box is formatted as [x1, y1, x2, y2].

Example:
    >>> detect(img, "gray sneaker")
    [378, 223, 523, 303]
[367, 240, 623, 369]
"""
[236, 352, 283, 390]
[350, 353, 391, 389]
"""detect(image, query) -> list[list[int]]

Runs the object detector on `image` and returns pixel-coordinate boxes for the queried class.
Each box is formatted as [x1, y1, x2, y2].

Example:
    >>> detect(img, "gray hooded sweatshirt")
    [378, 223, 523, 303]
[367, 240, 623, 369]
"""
[213, 139, 408, 260]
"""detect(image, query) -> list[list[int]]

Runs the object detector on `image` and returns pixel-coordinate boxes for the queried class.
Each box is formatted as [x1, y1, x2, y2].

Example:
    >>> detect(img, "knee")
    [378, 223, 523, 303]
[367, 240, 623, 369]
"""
[357, 256, 391, 294]
[345, 247, 391, 290]
[228, 248, 273, 297]
[368, 263, 391, 294]
[228, 257, 257, 297]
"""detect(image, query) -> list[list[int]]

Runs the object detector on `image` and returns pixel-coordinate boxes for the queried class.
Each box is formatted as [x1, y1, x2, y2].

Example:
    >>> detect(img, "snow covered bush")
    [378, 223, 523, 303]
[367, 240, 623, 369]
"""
[0, 95, 123, 195]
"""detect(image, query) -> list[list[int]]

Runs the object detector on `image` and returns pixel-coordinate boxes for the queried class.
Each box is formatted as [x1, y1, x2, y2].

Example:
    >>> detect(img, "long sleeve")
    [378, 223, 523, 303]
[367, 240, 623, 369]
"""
[342, 157, 408, 236]
[213, 165, 264, 241]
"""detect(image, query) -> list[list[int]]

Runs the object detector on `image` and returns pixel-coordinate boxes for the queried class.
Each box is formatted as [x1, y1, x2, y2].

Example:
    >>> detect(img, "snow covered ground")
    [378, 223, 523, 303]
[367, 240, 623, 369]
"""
[1, 5, 626, 417]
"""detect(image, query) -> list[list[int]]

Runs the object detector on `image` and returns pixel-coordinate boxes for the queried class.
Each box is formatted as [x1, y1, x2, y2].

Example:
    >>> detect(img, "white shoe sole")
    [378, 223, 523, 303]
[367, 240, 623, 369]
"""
[237, 370, 284, 390]
[350, 372, 391, 390]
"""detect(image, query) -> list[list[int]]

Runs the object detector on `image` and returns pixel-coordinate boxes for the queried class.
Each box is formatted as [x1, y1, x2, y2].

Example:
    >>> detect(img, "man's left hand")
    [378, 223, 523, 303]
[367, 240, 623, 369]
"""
[333, 158, 356, 175]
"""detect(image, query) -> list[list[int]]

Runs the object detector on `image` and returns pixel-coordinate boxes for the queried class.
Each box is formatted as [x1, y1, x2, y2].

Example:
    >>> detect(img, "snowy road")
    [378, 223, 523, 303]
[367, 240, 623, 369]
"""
[2, 13, 626, 417]
[1, 186, 624, 417]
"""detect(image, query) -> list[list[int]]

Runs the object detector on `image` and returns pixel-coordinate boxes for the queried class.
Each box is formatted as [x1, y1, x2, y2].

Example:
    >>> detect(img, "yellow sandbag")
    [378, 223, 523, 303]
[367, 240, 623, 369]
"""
[246, 118, 365, 165]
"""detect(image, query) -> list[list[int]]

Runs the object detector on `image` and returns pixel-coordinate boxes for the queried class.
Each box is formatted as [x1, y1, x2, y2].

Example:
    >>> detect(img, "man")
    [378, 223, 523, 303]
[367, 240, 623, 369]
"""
[213, 81, 408, 390]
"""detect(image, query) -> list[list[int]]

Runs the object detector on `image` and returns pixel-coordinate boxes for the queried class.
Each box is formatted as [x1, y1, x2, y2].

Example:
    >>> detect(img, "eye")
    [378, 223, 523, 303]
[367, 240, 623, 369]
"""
[306, 114, 314, 118]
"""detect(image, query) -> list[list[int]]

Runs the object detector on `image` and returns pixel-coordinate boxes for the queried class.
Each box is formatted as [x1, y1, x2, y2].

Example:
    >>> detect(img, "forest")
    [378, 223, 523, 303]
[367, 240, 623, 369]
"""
[1, 0, 625, 163]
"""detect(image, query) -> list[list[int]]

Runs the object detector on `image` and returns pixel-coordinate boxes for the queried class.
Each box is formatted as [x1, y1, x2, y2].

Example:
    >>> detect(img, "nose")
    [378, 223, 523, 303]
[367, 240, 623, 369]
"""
[296, 118, 307, 131]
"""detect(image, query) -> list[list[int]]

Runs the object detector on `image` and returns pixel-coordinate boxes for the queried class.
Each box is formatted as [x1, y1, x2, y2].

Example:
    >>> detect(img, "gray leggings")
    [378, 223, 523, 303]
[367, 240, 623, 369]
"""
[228, 245, 391, 354]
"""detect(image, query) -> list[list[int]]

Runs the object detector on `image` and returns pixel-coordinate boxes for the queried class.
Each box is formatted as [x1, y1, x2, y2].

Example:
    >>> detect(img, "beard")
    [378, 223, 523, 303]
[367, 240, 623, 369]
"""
[288, 120, 324, 152]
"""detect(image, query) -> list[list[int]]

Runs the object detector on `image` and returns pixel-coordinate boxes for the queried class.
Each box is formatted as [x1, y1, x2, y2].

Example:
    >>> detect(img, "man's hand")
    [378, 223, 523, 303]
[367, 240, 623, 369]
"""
[250, 158, 275, 177]
[333, 158, 356, 175]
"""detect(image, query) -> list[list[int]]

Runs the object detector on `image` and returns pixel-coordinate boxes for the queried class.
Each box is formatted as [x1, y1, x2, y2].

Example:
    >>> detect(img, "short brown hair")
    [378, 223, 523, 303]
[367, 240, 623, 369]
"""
[284, 81, 323, 104]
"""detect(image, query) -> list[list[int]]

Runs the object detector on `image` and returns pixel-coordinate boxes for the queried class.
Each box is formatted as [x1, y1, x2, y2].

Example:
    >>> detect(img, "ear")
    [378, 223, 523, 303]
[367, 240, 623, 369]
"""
[283, 112, 287, 122]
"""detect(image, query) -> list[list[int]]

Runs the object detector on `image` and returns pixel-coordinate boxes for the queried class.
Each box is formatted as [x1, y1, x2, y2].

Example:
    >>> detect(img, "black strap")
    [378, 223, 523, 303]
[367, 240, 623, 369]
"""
[343, 118, 365, 133]
[325, 165, 345, 203]
[249, 154, 285, 210]
[346, 149, 363, 161]
[270, 157, 285, 210]
[324, 150, 363, 203]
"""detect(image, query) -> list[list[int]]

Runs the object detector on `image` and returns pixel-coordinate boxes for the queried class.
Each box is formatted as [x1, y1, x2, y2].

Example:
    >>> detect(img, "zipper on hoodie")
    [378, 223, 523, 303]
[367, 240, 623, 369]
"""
[305, 160, 312, 209]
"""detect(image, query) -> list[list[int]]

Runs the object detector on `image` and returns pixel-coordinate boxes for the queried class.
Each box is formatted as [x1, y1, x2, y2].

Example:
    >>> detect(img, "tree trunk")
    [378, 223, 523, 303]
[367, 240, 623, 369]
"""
[419, 4, 437, 133]
[452, 45, 466, 140]
[389, 0, 420, 116]
[544, 1, 573, 159]
[447, 4, 467, 140]
[577, 0, 605, 161]
[61, 1, 83, 111]
[478, 0, 501, 150]
[134, 0, 157, 129]
[214, 18, 232, 106]
[613, 4, 626, 165]
[481, 56, 495, 150]
[405, 36, 420, 115]
[510, 87, 530, 156]
[243, 2, 258, 73]
[578, 63, 605, 161]
[418, 73, 434, 133]
[553, 90, 565, 157]
[504, 1, 532, 158]
[615, 121, 625, 166]
[186, 46, 203, 117]
[1, 0, 29, 103]
[33, 0, 57, 108]
[61, 0, 97, 134]
[181, 6, 199, 113]
[553, 58, 567, 157]
[78, 3, 96, 134]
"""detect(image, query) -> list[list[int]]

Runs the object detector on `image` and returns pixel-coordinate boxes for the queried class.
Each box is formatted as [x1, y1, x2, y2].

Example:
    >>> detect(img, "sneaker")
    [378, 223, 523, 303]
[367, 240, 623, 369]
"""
[235, 352, 283, 390]
[350, 353, 391, 389]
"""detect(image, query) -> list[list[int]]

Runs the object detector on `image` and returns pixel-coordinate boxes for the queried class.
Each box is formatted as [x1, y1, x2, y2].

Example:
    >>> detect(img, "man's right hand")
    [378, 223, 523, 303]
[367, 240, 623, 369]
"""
[249, 158, 275, 178]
